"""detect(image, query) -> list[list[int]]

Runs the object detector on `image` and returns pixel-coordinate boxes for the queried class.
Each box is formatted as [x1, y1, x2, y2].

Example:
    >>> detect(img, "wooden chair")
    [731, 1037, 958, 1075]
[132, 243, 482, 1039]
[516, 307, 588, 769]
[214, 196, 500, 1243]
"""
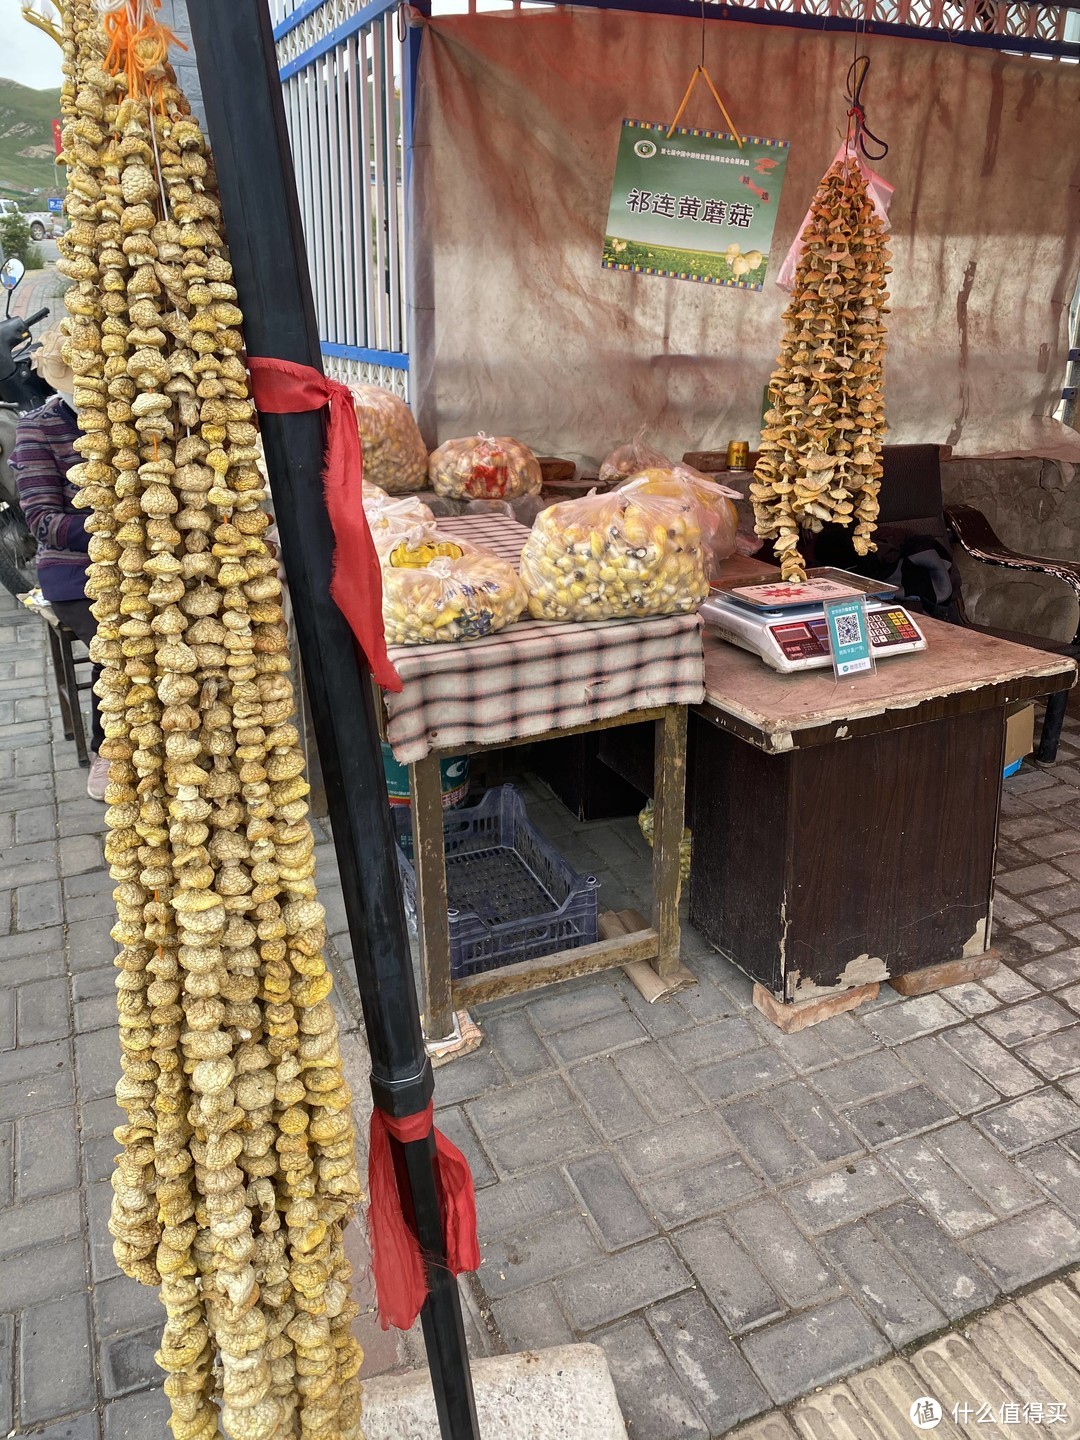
[40, 607, 93, 768]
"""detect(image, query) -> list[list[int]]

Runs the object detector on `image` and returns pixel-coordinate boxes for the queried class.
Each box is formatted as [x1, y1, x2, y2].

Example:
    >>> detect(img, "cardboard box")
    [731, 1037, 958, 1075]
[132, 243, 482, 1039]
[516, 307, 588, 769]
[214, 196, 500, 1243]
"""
[1003, 702, 1035, 778]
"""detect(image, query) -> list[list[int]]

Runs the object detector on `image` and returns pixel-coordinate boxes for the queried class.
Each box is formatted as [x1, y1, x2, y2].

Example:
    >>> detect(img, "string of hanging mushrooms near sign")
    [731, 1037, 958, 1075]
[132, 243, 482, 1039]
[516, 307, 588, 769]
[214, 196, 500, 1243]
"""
[57, 1, 364, 1436]
[751, 145, 891, 582]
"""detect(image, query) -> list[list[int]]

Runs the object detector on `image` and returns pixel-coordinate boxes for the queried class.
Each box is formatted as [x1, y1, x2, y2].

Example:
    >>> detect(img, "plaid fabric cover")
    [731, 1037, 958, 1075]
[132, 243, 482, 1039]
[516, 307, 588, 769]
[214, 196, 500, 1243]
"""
[383, 512, 705, 763]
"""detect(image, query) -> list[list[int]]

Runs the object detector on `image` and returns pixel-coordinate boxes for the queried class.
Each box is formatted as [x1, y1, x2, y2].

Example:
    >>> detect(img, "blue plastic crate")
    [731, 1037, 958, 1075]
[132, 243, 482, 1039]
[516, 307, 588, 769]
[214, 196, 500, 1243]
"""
[393, 785, 600, 979]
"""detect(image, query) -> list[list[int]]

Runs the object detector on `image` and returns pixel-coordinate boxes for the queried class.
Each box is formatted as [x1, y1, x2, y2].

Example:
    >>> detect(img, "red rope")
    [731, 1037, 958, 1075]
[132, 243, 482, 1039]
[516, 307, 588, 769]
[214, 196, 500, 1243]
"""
[368, 1102, 481, 1331]
[247, 357, 402, 693]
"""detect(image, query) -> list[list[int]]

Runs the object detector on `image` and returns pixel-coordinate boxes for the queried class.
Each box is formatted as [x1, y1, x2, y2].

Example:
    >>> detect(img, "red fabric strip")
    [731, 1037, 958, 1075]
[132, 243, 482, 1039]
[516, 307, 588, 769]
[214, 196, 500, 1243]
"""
[367, 1101, 482, 1331]
[247, 356, 402, 693]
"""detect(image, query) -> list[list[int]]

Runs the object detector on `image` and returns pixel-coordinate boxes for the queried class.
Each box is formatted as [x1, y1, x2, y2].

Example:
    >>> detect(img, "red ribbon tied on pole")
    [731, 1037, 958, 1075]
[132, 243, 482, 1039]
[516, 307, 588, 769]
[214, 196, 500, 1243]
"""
[247, 356, 402, 693]
[368, 1102, 482, 1331]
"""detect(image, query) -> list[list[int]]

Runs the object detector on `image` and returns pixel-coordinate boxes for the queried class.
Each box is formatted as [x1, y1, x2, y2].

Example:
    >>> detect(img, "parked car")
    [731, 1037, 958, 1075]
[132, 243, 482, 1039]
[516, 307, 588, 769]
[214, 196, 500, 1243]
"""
[0, 198, 61, 241]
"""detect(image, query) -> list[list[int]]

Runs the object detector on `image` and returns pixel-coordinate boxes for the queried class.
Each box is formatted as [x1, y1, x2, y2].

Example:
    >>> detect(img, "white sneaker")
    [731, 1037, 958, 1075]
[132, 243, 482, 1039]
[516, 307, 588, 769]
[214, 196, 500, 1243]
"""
[86, 752, 109, 801]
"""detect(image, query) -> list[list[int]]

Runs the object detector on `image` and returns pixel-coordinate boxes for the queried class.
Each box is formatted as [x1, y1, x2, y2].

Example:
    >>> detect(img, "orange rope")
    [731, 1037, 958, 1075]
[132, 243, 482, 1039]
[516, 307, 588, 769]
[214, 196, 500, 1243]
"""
[103, 1, 187, 101]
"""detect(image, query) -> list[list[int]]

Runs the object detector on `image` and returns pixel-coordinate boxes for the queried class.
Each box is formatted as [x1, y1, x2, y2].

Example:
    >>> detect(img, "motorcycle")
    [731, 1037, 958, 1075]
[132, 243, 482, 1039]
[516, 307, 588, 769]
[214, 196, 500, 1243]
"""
[0, 256, 53, 596]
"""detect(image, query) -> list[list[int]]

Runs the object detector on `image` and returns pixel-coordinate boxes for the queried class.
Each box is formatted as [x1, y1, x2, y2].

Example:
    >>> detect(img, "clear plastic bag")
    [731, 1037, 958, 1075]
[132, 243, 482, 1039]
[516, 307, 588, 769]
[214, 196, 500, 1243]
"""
[429, 434, 542, 500]
[520, 484, 709, 622]
[381, 525, 526, 645]
[618, 466, 739, 581]
[599, 427, 672, 486]
[349, 384, 428, 494]
[362, 479, 389, 505]
[366, 495, 436, 556]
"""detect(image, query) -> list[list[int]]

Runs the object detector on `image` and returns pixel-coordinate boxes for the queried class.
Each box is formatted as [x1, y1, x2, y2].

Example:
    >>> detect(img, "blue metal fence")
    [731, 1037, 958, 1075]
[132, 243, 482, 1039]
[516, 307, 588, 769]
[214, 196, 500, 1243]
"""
[273, 0, 411, 393]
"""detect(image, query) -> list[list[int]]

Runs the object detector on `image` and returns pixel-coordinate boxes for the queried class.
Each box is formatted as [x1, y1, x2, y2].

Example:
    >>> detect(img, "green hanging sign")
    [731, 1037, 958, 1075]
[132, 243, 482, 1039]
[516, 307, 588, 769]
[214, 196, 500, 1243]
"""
[602, 118, 791, 290]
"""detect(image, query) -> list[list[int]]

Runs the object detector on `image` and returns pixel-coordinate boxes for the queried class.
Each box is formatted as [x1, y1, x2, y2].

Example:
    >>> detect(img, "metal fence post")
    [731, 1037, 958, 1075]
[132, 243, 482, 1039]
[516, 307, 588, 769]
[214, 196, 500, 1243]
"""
[183, 3, 481, 1435]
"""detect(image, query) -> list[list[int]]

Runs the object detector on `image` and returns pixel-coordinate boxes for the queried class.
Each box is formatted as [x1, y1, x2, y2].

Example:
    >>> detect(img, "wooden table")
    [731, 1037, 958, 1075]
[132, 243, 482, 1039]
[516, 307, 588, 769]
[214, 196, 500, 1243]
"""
[384, 514, 702, 1046]
[410, 707, 687, 1042]
[689, 614, 1076, 1008]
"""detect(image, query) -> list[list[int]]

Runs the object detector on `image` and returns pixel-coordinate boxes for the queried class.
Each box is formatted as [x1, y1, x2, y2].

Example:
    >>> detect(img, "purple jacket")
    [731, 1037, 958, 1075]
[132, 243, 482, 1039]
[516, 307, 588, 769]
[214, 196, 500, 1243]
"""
[10, 395, 88, 603]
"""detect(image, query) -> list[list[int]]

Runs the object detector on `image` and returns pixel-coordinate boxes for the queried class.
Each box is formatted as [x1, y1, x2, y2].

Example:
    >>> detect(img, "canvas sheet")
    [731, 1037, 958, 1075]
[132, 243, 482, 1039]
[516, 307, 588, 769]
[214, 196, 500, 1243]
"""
[409, 8, 1080, 463]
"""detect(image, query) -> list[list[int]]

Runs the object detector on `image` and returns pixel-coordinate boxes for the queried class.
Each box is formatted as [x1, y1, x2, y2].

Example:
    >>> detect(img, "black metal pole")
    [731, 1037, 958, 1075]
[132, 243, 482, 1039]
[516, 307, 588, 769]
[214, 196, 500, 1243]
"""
[183, 5, 480, 1436]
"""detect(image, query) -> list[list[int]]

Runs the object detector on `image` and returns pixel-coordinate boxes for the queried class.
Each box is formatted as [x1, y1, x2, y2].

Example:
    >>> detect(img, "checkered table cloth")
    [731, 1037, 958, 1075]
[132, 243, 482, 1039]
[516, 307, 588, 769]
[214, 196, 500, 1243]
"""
[383, 513, 705, 763]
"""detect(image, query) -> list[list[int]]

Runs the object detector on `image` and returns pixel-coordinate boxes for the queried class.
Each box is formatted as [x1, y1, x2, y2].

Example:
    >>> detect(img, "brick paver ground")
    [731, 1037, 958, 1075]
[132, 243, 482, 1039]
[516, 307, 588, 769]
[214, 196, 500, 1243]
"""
[743, 1269, 1080, 1439]
[0, 584, 454, 1435]
[5, 568, 1080, 1435]
[442, 747, 1080, 1435]
[5, 261, 69, 326]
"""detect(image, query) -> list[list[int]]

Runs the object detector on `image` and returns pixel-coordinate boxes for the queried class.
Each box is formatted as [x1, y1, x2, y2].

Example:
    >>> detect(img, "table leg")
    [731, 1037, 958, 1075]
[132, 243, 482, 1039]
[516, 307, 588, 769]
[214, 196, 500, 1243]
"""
[410, 755, 455, 1042]
[651, 705, 687, 976]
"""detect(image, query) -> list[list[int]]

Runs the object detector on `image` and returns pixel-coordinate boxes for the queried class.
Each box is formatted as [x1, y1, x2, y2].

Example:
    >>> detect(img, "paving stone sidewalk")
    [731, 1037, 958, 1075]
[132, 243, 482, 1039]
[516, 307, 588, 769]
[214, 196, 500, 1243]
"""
[742, 1269, 1080, 1439]
[432, 746, 1080, 1437]
[7, 263, 70, 325]
[0, 584, 481, 1437]
[5, 572, 1080, 1436]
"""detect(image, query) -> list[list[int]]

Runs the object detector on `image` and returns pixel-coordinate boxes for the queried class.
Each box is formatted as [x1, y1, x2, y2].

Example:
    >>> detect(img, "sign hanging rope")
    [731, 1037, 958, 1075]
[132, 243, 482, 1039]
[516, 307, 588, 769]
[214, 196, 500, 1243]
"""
[666, 0, 743, 145]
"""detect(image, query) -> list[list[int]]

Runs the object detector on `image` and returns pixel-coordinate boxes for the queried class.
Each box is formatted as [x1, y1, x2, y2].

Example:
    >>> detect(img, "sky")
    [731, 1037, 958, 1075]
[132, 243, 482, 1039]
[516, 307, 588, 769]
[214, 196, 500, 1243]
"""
[0, 0, 64, 90]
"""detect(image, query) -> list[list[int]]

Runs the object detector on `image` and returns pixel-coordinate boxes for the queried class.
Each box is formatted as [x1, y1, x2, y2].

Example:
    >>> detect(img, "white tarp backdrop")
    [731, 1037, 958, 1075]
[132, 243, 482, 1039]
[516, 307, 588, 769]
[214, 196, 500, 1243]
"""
[409, 9, 1080, 465]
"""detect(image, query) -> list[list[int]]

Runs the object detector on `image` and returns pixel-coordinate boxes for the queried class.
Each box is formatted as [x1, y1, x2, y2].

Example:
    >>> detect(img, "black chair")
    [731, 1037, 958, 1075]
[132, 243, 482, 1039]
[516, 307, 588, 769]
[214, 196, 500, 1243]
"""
[862, 444, 1079, 763]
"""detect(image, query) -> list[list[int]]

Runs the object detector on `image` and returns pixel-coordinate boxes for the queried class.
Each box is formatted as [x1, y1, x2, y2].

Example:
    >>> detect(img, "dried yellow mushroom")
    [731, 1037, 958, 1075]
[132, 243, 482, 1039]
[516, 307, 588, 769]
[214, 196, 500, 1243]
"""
[520, 484, 708, 621]
[59, 4, 363, 1437]
[752, 156, 891, 582]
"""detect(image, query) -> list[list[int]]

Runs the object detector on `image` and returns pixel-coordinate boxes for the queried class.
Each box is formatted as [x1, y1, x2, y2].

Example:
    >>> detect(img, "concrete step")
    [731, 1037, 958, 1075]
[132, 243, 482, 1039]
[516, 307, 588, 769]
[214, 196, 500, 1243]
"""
[359, 1343, 628, 1440]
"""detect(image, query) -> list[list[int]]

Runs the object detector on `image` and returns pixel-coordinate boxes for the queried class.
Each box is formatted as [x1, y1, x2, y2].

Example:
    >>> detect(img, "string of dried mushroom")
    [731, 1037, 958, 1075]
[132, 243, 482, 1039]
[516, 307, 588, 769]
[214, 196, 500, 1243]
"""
[751, 155, 891, 582]
[58, 3, 363, 1436]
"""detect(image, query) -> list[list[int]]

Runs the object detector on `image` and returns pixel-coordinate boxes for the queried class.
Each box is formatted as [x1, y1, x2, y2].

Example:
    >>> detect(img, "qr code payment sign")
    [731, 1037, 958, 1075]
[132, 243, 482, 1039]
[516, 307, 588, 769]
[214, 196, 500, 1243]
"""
[834, 612, 864, 647]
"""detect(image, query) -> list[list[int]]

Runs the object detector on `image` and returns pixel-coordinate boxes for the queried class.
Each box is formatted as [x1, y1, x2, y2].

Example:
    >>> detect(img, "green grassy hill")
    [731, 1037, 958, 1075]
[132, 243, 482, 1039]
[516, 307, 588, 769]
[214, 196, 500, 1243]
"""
[0, 77, 62, 201]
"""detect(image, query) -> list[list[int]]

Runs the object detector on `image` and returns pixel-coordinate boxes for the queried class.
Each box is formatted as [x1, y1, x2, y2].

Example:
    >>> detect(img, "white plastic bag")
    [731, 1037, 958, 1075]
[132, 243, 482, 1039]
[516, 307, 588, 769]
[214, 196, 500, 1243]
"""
[520, 482, 708, 622]
[365, 495, 436, 556]
[429, 434, 542, 500]
[599, 427, 672, 485]
[617, 466, 740, 582]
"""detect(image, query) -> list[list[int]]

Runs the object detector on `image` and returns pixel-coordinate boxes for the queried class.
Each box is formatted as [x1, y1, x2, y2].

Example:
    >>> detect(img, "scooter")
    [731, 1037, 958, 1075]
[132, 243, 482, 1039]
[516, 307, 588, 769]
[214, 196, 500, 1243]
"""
[0, 256, 53, 596]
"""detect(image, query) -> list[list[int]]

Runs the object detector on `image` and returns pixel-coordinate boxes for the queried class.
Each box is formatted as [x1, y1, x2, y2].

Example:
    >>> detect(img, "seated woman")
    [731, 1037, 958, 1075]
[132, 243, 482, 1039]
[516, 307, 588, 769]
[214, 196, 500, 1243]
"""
[10, 327, 107, 800]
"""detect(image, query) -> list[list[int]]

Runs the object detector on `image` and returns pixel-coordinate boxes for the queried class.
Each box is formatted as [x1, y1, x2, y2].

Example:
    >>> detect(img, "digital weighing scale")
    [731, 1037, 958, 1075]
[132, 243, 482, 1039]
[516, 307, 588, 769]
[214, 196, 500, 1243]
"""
[701, 568, 928, 674]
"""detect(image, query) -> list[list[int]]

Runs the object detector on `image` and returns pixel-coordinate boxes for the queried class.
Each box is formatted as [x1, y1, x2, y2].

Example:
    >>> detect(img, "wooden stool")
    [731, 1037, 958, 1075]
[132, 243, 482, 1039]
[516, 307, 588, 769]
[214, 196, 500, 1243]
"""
[40, 608, 93, 768]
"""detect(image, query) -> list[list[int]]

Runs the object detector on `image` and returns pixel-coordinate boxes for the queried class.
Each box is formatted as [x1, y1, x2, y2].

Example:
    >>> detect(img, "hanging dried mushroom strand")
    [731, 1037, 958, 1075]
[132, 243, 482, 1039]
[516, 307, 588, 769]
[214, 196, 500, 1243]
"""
[59, 8, 223, 1434]
[57, 2, 363, 1437]
[60, 0, 175, 1306]
[751, 156, 891, 581]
